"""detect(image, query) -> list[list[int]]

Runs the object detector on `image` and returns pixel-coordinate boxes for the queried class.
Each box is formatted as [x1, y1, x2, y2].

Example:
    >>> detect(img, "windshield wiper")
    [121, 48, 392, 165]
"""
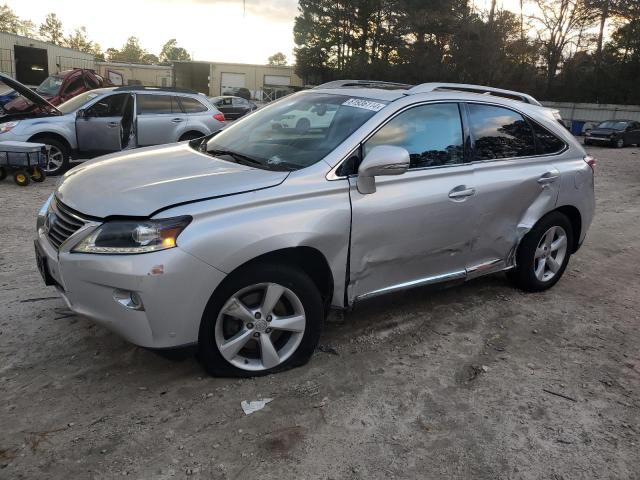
[208, 148, 265, 166]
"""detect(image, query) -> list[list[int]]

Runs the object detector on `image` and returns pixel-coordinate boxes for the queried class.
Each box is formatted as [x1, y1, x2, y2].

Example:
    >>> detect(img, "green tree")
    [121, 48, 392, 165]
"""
[159, 39, 191, 63]
[0, 4, 35, 36]
[268, 52, 288, 65]
[39, 12, 64, 45]
[106, 37, 155, 64]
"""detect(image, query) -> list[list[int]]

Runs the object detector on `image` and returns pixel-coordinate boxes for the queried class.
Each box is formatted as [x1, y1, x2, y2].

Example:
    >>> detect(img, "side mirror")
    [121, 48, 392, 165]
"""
[357, 145, 410, 194]
[76, 109, 86, 118]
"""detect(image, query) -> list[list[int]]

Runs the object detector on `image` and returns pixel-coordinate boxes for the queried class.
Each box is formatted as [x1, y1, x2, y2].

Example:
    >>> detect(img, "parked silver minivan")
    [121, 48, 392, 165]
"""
[0, 74, 225, 175]
[34, 81, 595, 376]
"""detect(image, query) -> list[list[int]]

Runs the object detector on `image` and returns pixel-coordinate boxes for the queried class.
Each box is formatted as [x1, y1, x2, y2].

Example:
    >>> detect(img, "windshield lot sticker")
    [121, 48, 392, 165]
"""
[342, 98, 386, 112]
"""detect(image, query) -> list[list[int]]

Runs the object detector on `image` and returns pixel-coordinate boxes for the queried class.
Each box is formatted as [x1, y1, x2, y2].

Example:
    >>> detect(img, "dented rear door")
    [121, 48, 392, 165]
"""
[464, 103, 561, 276]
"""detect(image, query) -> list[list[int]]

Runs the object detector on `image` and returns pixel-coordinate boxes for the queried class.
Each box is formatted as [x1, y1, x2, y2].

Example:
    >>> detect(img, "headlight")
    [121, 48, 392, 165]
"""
[72, 216, 191, 254]
[0, 121, 19, 134]
[37, 193, 54, 232]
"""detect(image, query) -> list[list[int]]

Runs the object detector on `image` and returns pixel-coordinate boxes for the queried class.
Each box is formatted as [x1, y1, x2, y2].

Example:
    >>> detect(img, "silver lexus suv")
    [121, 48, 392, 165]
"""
[34, 80, 595, 377]
[0, 74, 225, 175]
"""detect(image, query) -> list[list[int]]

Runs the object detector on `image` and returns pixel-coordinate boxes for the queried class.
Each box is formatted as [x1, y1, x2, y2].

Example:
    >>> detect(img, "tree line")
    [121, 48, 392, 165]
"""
[0, 5, 191, 65]
[293, 0, 640, 104]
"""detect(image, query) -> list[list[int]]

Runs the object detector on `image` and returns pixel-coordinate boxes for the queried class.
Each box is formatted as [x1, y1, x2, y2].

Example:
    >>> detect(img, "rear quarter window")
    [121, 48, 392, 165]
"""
[531, 122, 566, 155]
[180, 97, 208, 113]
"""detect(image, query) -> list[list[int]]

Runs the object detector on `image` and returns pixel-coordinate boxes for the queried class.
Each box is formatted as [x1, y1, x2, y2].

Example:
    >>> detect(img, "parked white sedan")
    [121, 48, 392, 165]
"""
[271, 103, 338, 132]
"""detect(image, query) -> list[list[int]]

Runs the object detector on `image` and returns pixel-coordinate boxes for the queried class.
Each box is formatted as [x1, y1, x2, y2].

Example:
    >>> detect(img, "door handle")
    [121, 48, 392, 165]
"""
[537, 170, 560, 185]
[107, 121, 119, 128]
[171, 118, 184, 123]
[448, 186, 476, 199]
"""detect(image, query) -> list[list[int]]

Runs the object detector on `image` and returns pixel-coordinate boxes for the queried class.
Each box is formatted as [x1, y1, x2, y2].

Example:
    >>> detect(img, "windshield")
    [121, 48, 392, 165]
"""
[202, 92, 388, 171]
[36, 76, 64, 96]
[597, 121, 628, 130]
[58, 90, 101, 114]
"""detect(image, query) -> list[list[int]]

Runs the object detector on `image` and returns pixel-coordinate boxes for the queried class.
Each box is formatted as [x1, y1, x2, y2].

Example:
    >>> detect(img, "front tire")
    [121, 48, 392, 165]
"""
[508, 212, 573, 292]
[198, 263, 324, 377]
[36, 137, 70, 176]
[613, 137, 625, 148]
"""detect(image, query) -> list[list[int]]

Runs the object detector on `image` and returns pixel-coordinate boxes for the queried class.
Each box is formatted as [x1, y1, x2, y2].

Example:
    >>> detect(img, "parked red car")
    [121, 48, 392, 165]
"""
[4, 69, 112, 112]
[37, 68, 113, 105]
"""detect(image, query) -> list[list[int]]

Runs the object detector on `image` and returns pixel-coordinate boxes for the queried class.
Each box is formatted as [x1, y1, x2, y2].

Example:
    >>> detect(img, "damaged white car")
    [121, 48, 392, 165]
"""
[35, 80, 595, 376]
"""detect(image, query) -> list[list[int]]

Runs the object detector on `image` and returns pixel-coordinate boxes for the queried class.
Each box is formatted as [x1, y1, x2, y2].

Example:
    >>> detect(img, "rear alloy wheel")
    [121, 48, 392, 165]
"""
[198, 263, 323, 377]
[508, 211, 573, 292]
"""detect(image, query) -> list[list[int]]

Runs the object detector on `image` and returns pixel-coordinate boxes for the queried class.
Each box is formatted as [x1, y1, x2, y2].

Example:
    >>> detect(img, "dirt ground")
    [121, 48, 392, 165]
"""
[1, 145, 639, 480]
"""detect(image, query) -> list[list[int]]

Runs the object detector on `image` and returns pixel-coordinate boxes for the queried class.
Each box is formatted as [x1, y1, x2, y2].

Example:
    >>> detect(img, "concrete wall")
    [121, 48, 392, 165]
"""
[542, 101, 640, 132]
[96, 61, 173, 87]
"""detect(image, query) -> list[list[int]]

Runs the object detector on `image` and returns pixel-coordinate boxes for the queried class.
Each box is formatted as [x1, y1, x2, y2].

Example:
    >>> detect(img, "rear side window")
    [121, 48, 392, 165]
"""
[364, 103, 464, 169]
[180, 97, 208, 113]
[468, 104, 536, 160]
[137, 94, 179, 114]
[532, 122, 566, 155]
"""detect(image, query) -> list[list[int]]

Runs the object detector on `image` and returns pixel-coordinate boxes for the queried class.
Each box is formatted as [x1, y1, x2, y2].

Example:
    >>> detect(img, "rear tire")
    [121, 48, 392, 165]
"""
[583, 138, 590, 146]
[0, 167, 6, 181]
[35, 137, 70, 176]
[198, 262, 324, 377]
[507, 211, 573, 292]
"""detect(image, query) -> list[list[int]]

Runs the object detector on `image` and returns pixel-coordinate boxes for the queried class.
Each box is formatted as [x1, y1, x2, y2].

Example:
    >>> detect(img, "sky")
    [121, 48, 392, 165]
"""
[6, 0, 533, 65]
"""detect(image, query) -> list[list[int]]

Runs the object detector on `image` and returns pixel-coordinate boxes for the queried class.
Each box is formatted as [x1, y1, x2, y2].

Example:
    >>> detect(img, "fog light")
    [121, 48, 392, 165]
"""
[113, 289, 144, 311]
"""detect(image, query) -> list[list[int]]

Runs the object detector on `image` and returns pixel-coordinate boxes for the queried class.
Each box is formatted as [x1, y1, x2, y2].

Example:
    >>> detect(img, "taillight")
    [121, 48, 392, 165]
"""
[584, 155, 596, 172]
[213, 112, 225, 122]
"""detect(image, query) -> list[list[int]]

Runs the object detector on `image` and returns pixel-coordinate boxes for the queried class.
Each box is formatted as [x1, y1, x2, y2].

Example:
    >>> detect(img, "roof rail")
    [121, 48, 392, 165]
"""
[409, 83, 541, 106]
[113, 85, 199, 95]
[314, 80, 413, 90]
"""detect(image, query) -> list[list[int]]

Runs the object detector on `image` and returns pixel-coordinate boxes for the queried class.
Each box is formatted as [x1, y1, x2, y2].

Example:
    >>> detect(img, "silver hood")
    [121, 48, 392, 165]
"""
[56, 143, 289, 218]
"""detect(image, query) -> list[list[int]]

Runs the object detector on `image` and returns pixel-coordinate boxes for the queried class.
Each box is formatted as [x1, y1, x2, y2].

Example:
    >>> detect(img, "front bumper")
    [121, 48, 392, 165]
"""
[35, 229, 226, 348]
[585, 136, 613, 143]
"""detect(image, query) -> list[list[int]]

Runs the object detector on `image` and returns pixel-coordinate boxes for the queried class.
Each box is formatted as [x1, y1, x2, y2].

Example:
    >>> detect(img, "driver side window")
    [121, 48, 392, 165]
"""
[85, 94, 128, 117]
[364, 103, 464, 169]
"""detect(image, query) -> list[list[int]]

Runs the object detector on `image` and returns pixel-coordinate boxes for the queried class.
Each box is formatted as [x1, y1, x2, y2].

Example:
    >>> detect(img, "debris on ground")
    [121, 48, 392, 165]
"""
[318, 344, 339, 355]
[542, 389, 578, 402]
[241, 398, 274, 415]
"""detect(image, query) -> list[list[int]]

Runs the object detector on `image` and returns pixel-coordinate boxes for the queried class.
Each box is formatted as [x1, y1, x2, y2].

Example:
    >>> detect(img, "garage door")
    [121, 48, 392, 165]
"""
[221, 72, 246, 94]
[264, 75, 291, 86]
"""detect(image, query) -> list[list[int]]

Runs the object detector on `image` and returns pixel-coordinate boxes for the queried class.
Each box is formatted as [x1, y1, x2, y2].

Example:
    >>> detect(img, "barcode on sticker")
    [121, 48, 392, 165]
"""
[342, 98, 386, 112]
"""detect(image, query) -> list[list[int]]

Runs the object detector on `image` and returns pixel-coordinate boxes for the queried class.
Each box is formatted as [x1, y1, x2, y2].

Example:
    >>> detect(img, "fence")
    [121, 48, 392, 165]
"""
[542, 101, 640, 135]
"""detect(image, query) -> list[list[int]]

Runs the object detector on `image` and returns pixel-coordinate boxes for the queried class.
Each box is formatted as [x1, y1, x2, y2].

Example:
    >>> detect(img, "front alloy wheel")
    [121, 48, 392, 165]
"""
[43, 145, 65, 174]
[215, 283, 306, 371]
[198, 263, 323, 377]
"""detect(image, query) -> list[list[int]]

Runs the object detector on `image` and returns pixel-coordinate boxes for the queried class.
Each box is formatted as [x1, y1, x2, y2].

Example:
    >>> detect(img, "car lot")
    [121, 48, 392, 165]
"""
[0, 144, 639, 479]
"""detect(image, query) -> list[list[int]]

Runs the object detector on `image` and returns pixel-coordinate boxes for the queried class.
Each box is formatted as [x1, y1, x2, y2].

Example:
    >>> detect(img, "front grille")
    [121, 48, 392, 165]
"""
[46, 198, 87, 250]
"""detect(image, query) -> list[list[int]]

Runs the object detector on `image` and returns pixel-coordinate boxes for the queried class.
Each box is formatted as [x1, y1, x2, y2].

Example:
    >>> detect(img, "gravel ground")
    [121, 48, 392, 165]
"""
[1, 145, 639, 480]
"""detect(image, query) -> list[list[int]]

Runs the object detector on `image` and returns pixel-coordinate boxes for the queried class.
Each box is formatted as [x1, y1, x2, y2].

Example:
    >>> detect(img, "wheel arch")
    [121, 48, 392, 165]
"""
[215, 246, 334, 309]
[28, 132, 72, 153]
[554, 205, 582, 253]
[179, 130, 206, 141]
